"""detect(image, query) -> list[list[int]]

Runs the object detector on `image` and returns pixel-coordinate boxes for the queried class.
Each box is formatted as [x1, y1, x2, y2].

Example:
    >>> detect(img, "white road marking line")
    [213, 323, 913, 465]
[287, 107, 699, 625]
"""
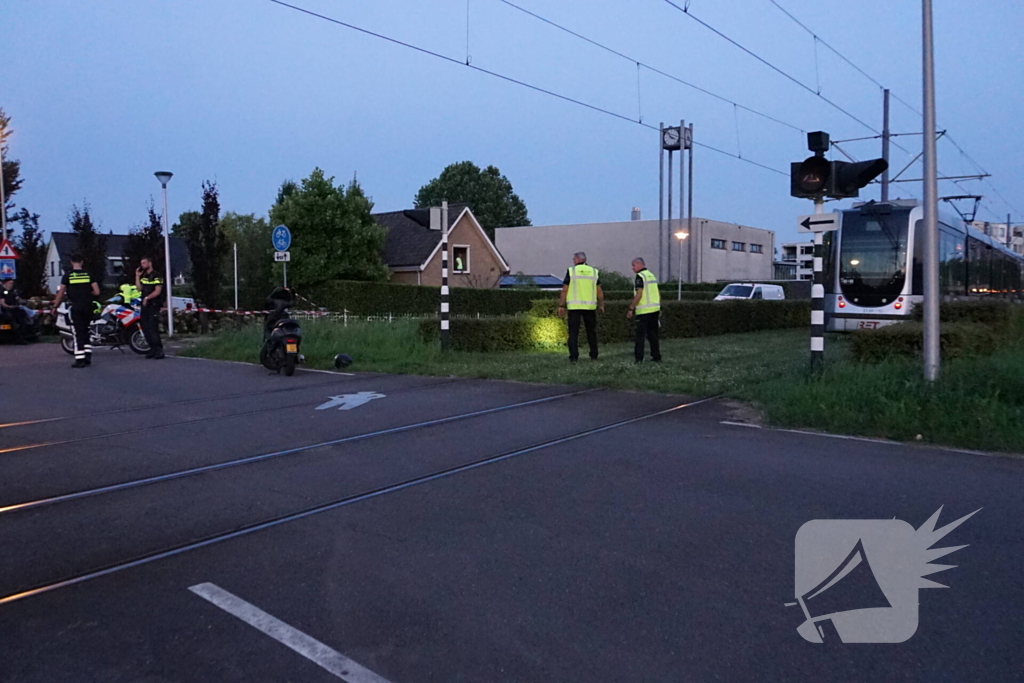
[189, 583, 392, 683]
[718, 421, 1021, 458]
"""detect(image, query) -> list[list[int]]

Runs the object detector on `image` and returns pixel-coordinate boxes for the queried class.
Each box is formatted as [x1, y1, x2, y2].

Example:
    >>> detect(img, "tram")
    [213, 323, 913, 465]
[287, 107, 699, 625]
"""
[824, 200, 1024, 331]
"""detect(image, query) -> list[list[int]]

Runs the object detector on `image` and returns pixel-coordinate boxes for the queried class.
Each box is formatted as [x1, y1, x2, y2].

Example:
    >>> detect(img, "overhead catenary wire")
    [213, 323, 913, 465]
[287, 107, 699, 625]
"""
[495, 0, 804, 134]
[765, 0, 1020, 217]
[266, 0, 788, 176]
[660, 0, 887, 139]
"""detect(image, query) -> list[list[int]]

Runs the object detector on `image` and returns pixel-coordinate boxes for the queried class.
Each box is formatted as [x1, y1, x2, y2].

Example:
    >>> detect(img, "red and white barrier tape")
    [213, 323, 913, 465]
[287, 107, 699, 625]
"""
[185, 307, 334, 316]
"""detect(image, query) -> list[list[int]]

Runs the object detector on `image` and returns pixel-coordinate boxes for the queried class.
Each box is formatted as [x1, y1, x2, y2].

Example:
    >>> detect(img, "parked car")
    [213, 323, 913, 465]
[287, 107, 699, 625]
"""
[714, 283, 786, 301]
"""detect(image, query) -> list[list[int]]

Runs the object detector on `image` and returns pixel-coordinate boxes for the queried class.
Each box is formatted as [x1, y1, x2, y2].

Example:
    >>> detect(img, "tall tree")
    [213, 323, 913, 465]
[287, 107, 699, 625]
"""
[0, 108, 25, 227]
[69, 203, 107, 283]
[414, 161, 530, 240]
[12, 209, 47, 296]
[122, 200, 165, 278]
[219, 212, 274, 309]
[269, 168, 389, 289]
[182, 180, 228, 307]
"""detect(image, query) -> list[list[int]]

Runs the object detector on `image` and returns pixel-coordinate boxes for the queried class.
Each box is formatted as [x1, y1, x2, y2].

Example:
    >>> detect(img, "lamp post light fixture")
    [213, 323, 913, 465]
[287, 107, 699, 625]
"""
[154, 171, 174, 337]
[674, 231, 689, 300]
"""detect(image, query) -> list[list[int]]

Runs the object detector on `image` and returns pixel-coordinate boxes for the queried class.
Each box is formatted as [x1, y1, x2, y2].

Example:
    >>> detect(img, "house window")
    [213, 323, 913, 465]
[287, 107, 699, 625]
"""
[108, 257, 124, 277]
[732, 242, 745, 252]
[51, 262, 55, 277]
[711, 239, 726, 250]
[750, 244, 763, 254]
[452, 246, 469, 273]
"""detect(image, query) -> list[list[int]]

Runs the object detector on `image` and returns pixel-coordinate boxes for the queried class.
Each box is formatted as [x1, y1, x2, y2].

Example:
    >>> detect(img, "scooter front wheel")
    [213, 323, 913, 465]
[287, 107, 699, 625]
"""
[60, 335, 75, 355]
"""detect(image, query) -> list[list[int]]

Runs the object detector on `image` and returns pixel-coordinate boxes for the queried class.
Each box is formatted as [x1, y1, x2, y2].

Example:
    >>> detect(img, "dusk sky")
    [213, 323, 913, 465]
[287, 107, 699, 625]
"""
[5, 0, 1022, 250]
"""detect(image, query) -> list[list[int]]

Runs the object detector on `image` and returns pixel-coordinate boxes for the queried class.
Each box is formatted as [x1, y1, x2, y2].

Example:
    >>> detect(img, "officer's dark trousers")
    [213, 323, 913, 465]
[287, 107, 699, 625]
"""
[634, 311, 661, 362]
[567, 309, 598, 361]
[141, 304, 162, 352]
[71, 306, 93, 361]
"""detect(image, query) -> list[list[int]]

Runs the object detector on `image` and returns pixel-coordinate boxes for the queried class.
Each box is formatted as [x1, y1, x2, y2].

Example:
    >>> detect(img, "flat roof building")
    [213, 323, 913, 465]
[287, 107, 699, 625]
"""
[495, 217, 775, 282]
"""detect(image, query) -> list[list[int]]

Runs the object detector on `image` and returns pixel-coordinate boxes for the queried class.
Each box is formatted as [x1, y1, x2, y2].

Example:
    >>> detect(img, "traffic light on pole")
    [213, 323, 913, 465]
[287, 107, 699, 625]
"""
[791, 131, 832, 199]
[790, 131, 889, 200]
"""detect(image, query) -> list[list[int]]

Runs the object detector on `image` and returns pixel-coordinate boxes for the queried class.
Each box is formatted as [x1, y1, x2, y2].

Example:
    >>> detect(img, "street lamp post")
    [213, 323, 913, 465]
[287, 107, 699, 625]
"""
[154, 171, 174, 338]
[0, 125, 7, 243]
[674, 231, 689, 300]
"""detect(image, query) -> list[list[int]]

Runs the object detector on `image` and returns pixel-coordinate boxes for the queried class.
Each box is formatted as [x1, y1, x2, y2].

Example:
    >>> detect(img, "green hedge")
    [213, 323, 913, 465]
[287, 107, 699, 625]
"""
[419, 299, 810, 351]
[602, 290, 717, 301]
[303, 280, 558, 316]
[850, 322, 1002, 362]
[909, 300, 1015, 329]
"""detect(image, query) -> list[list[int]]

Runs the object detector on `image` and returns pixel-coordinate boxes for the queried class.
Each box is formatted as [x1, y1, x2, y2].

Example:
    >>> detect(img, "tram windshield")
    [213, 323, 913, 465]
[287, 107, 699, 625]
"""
[839, 207, 910, 306]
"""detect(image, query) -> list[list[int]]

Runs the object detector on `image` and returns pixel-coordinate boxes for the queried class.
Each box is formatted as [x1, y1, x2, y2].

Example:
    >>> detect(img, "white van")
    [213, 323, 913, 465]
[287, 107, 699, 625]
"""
[714, 283, 786, 301]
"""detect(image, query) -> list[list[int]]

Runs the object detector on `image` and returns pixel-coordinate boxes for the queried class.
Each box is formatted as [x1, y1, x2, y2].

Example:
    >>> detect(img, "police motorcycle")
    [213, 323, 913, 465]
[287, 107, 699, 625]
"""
[56, 284, 150, 355]
[260, 287, 303, 376]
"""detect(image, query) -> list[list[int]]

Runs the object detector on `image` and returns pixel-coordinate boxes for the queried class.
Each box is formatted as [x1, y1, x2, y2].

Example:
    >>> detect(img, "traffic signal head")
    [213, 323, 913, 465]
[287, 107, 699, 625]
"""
[829, 158, 889, 198]
[791, 155, 831, 198]
[807, 131, 830, 154]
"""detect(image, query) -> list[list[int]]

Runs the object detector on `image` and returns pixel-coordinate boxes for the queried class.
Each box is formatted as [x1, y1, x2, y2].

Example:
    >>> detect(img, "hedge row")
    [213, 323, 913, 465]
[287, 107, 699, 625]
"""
[303, 280, 558, 316]
[850, 322, 1003, 362]
[909, 299, 1015, 329]
[602, 290, 717, 301]
[418, 299, 810, 351]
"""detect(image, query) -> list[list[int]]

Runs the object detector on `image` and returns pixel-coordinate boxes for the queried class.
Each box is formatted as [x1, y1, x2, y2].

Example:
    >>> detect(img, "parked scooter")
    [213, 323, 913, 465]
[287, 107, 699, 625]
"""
[56, 286, 149, 355]
[260, 287, 302, 376]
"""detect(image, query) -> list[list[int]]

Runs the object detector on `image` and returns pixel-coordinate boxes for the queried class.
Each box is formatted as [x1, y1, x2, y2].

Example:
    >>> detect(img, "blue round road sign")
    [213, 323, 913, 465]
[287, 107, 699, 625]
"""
[272, 225, 292, 252]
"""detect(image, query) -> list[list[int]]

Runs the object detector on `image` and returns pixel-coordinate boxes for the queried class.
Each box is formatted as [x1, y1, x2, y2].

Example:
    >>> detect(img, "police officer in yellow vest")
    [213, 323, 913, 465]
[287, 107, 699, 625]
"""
[626, 257, 662, 363]
[557, 252, 604, 362]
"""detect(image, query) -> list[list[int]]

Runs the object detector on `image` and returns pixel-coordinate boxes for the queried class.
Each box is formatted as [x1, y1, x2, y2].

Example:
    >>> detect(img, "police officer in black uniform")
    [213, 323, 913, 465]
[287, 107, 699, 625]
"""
[136, 256, 165, 359]
[51, 253, 100, 368]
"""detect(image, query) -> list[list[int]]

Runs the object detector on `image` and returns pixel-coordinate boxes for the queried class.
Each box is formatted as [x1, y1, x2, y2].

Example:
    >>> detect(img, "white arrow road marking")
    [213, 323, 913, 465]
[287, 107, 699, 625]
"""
[189, 583, 392, 683]
[316, 392, 387, 411]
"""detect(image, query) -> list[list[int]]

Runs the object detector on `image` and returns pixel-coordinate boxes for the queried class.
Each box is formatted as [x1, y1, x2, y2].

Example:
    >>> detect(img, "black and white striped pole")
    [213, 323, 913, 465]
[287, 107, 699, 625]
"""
[440, 200, 451, 352]
[811, 199, 825, 373]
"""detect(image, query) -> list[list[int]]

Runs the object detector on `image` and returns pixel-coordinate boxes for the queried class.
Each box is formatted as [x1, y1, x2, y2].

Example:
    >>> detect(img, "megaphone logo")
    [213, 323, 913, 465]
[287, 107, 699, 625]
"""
[788, 506, 978, 643]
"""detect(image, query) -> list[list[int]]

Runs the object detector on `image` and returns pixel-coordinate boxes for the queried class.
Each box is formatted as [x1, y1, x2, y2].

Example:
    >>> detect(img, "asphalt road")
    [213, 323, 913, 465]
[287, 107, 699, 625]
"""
[0, 343, 1020, 682]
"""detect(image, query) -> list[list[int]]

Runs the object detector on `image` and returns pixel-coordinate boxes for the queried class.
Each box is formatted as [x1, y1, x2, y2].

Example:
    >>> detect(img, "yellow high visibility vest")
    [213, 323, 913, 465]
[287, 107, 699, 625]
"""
[566, 264, 599, 310]
[635, 269, 661, 314]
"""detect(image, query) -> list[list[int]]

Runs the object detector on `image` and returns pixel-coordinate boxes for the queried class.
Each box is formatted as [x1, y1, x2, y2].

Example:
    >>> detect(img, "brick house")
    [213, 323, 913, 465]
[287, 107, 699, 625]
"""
[373, 204, 510, 288]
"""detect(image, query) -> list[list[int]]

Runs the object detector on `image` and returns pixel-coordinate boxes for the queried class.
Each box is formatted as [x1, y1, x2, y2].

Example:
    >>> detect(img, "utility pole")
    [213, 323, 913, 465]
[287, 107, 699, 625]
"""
[922, 0, 940, 382]
[882, 89, 891, 203]
[1008, 214, 1013, 250]
[679, 118, 685, 282]
[687, 123, 695, 282]
[667, 134, 673, 283]
[659, 122, 665, 280]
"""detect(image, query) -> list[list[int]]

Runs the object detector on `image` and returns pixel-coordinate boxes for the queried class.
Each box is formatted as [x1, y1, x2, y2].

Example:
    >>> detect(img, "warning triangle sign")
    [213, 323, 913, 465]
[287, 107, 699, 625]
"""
[0, 240, 19, 259]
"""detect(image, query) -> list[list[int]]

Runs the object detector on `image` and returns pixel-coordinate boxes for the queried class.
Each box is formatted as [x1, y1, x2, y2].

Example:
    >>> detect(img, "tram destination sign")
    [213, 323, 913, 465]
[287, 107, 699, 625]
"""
[797, 212, 839, 233]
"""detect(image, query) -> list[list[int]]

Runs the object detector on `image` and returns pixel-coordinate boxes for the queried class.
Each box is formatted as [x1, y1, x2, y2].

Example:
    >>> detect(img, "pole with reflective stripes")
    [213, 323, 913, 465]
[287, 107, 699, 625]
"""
[440, 200, 451, 352]
[810, 198, 825, 372]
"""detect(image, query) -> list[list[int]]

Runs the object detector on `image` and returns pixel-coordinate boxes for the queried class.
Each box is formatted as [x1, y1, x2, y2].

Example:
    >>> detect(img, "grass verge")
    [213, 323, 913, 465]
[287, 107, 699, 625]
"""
[180, 319, 1024, 453]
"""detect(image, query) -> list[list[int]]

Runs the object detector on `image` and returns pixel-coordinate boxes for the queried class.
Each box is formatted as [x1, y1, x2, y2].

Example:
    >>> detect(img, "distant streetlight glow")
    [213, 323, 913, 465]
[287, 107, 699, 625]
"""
[675, 231, 689, 300]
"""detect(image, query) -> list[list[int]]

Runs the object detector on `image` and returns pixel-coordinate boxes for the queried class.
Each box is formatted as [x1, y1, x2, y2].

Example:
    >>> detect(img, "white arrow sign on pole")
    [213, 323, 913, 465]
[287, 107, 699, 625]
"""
[797, 212, 839, 233]
[316, 392, 386, 411]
